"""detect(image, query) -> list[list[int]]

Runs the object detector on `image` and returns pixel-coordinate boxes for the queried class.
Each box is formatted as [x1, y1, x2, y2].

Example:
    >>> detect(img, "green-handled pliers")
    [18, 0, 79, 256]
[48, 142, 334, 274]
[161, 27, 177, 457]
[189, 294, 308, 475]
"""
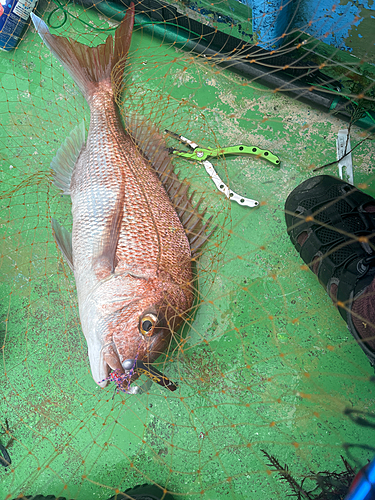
[166, 130, 280, 208]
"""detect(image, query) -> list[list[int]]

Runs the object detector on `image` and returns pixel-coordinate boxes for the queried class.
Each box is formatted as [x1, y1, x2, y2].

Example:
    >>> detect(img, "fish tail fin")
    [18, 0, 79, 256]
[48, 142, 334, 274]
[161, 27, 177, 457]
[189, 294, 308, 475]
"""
[31, 4, 135, 102]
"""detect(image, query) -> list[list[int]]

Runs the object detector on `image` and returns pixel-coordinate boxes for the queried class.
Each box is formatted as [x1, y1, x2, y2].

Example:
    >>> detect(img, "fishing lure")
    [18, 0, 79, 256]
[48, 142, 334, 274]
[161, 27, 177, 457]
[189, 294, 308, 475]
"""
[99, 360, 177, 396]
[127, 360, 178, 391]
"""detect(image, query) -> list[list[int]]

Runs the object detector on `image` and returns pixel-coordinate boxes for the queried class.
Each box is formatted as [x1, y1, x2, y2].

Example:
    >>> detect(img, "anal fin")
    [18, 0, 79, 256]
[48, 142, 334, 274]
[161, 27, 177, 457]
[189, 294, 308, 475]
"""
[52, 218, 74, 270]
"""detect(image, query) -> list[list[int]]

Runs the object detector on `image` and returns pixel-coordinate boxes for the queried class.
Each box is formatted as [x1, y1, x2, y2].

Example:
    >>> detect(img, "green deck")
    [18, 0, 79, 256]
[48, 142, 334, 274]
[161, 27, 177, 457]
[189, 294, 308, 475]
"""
[1, 3, 375, 499]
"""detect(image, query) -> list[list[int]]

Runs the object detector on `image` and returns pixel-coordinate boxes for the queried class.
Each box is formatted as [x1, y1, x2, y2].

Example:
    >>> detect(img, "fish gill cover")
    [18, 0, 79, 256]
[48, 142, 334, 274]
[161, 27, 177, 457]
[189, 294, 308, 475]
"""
[1, 0, 375, 499]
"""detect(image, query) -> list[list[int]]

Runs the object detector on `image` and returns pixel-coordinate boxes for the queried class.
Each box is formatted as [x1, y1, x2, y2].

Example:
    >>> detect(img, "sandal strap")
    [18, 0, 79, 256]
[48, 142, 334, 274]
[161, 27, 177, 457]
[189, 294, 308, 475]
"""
[336, 256, 375, 322]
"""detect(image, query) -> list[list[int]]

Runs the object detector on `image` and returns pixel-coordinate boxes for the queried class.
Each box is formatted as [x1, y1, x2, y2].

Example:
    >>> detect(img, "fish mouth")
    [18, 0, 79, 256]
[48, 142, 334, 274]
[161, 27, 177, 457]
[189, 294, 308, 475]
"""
[87, 339, 111, 388]
[102, 342, 123, 369]
[99, 345, 142, 391]
[92, 342, 122, 388]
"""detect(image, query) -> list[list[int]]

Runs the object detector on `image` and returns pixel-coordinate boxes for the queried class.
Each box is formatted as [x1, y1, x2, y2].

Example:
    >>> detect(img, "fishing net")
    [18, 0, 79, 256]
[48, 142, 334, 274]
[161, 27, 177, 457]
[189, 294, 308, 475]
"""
[1, 0, 375, 498]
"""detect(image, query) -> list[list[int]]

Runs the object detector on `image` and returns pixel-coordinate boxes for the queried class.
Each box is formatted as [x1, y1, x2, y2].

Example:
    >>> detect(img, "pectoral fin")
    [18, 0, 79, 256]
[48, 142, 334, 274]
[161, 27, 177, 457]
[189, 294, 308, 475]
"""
[51, 218, 74, 270]
[50, 121, 86, 195]
[93, 198, 124, 279]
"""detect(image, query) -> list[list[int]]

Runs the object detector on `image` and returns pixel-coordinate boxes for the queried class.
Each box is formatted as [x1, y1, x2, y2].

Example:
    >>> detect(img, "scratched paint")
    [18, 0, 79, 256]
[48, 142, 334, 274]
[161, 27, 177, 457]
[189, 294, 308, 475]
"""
[181, 0, 375, 56]
[290, 0, 375, 59]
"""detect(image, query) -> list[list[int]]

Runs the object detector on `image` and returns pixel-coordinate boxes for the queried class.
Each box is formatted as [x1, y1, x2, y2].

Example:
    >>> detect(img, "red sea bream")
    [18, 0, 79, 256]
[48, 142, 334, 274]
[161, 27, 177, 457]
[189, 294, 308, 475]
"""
[31, 5, 212, 392]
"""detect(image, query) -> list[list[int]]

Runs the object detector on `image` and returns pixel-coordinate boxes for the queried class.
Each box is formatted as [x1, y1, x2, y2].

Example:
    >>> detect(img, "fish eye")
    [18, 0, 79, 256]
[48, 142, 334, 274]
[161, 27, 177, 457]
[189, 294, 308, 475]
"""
[139, 313, 158, 336]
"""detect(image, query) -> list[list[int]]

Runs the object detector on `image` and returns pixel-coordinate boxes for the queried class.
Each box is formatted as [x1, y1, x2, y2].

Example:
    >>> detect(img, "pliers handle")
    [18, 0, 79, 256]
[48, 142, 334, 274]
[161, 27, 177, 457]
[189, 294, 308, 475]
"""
[166, 130, 281, 166]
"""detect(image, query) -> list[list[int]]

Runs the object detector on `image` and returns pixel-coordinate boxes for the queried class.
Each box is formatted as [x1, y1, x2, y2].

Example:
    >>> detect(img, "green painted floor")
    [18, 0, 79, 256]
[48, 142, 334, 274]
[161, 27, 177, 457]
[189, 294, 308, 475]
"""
[1, 2, 375, 499]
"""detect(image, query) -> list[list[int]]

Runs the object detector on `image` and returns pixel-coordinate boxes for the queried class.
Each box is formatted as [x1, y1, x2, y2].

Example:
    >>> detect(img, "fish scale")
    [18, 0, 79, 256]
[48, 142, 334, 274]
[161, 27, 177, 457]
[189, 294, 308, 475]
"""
[32, 5, 211, 392]
[73, 92, 189, 277]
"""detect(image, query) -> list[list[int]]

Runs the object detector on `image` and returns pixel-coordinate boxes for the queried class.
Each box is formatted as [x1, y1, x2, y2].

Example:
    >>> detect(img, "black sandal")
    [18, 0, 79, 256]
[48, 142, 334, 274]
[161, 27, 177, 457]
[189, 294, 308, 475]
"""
[285, 175, 375, 366]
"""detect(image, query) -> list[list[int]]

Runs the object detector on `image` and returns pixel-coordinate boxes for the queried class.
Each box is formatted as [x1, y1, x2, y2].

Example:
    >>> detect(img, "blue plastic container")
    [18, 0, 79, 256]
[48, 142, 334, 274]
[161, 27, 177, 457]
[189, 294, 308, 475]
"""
[0, 0, 37, 51]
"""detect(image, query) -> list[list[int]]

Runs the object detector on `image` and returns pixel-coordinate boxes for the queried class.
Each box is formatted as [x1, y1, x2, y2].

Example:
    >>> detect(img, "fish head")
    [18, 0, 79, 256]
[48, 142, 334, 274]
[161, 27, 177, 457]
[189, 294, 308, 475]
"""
[98, 278, 193, 389]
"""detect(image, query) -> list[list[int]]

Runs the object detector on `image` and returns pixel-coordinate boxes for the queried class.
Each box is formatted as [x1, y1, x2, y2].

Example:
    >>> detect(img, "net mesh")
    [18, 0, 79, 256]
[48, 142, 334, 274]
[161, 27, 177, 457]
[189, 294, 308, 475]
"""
[1, 0, 375, 499]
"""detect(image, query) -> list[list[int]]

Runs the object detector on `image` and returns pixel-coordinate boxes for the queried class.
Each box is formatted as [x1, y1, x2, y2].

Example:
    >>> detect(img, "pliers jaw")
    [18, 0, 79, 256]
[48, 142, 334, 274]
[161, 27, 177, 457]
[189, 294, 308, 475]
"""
[165, 129, 202, 160]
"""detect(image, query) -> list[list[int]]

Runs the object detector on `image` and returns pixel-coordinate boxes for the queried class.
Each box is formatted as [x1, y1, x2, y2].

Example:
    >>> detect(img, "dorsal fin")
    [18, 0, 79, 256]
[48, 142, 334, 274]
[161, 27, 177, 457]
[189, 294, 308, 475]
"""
[125, 114, 215, 255]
